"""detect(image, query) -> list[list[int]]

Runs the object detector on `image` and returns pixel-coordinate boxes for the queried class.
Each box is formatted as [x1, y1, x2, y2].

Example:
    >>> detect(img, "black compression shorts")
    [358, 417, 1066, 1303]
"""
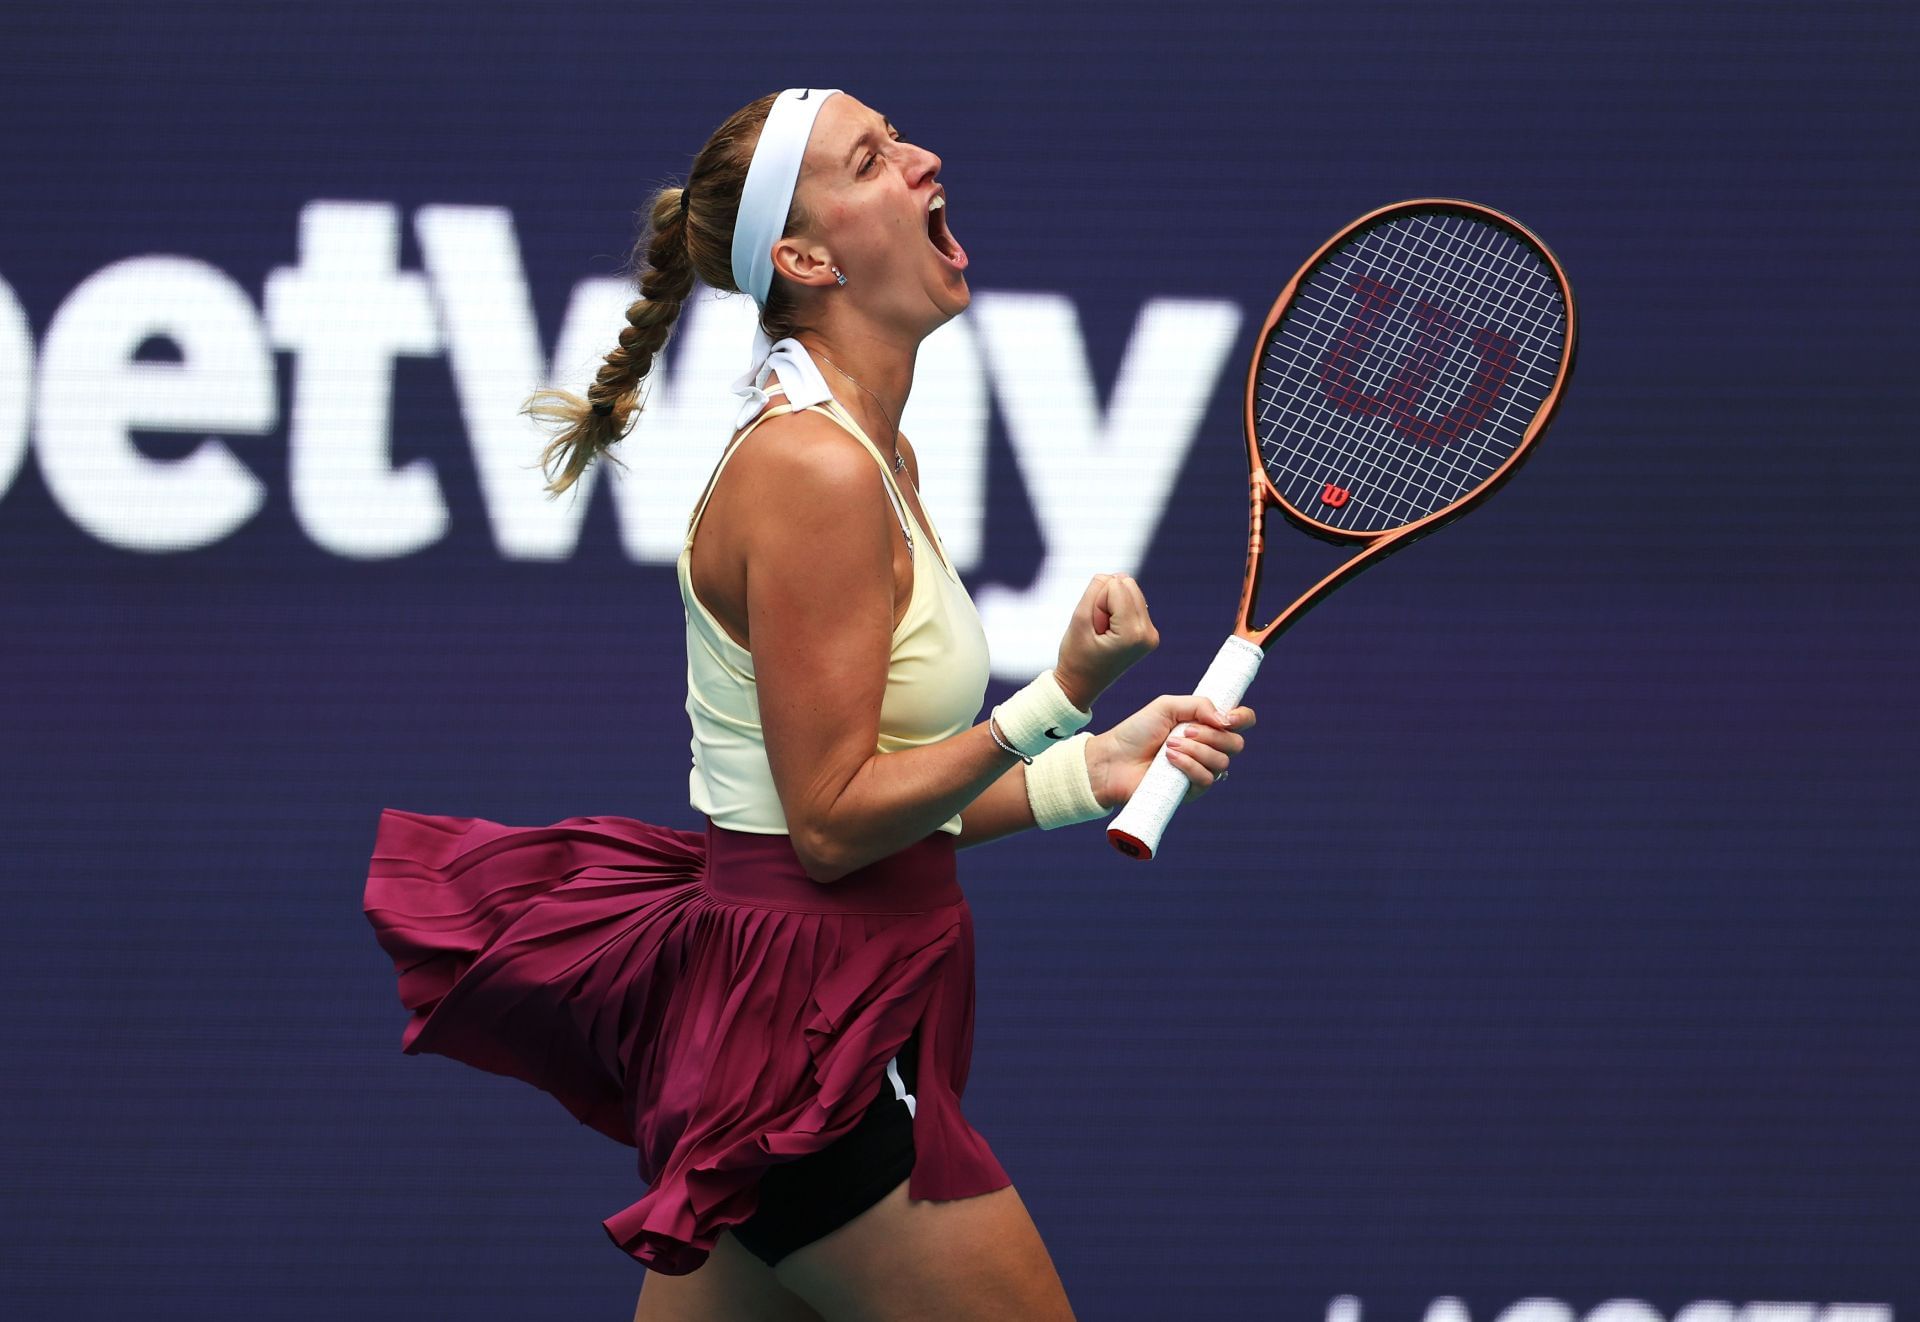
[730, 1029, 922, 1268]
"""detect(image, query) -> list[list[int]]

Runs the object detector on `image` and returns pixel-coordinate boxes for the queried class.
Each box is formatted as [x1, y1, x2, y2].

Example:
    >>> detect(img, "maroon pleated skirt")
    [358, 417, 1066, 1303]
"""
[362, 809, 1012, 1275]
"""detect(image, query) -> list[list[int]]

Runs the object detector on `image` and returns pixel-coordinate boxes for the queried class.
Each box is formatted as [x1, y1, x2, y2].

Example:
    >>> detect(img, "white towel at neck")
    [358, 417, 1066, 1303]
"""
[730, 325, 836, 431]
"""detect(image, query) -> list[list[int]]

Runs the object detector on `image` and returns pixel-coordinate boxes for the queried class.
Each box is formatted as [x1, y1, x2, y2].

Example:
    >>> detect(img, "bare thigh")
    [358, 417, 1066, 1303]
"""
[633, 1228, 829, 1322]
[771, 1178, 1076, 1322]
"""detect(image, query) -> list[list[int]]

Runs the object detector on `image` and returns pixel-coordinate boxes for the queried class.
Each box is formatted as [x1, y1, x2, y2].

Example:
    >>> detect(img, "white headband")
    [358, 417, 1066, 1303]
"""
[731, 88, 842, 307]
[724, 88, 845, 428]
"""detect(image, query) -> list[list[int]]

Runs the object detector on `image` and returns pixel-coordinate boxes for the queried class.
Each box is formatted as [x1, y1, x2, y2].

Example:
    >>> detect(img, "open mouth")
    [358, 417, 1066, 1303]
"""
[925, 195, 968, 272]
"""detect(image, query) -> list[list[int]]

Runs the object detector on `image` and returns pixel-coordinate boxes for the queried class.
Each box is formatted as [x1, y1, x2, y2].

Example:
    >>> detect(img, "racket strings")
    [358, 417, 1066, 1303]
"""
[1254, 209, 1567, 534]
[1268, 214, 1555, 524]
[1265, 214, 1560, 528]
[1277, 215, 1552, 524]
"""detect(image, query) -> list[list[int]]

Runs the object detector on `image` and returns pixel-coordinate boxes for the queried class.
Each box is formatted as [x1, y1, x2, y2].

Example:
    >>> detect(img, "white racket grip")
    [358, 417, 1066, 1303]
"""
[1107, 634, 1265, 861]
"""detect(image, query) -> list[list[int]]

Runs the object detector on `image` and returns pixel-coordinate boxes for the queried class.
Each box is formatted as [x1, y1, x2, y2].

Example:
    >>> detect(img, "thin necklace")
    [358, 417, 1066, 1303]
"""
[810, 346, 909, 476]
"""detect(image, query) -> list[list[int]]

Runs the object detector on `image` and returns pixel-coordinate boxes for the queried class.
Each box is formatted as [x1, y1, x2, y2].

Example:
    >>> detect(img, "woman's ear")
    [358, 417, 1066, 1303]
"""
[770, 236, 837, 290]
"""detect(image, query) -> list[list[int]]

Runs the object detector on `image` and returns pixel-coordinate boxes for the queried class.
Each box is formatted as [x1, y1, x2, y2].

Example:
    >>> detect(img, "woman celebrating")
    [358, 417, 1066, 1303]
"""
[364, 88, 1254, 1321]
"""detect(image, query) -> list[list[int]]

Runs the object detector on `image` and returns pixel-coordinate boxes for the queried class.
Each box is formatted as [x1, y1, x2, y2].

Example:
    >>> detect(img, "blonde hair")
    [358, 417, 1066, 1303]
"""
[522, 91, 820, 497]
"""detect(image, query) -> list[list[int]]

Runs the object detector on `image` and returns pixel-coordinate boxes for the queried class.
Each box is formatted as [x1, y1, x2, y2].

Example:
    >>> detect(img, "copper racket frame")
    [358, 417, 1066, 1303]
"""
[1233, 197, 1579, 651]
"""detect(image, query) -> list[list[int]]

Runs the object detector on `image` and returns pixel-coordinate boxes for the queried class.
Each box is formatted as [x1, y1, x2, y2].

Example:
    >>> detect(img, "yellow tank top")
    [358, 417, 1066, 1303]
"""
[678, 388, 992, 836]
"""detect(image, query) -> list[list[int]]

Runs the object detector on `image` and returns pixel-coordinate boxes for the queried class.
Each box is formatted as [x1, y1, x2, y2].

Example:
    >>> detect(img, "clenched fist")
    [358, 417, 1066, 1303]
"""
[1053, 573, 1160, 709]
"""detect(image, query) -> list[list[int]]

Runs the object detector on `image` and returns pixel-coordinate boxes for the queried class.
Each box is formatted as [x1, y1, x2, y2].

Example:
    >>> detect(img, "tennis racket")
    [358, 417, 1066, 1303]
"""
[1107, 198, 1578, 860]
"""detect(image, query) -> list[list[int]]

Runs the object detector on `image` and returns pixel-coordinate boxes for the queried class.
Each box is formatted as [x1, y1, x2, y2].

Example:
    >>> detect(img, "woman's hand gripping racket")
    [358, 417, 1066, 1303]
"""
[1107, 198, 1579, 860]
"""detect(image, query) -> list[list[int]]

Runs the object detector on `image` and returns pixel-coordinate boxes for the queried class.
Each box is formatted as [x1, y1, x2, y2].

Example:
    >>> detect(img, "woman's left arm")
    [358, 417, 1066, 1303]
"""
[955, 761, 1040, 849]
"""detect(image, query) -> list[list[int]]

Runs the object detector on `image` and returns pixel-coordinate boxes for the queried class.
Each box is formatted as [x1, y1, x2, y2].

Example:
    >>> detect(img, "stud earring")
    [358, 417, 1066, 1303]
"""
[832, 266, 847, 287]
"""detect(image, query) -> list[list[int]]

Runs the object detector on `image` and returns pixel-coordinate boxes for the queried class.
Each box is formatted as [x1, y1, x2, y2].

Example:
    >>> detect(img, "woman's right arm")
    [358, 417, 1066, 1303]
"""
[737, 412, 1024, 883]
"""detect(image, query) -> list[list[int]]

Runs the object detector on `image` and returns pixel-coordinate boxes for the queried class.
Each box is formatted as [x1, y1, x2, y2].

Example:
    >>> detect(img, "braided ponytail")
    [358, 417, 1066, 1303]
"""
[522, 184, 695, 497]
[521, 91, 812, 499]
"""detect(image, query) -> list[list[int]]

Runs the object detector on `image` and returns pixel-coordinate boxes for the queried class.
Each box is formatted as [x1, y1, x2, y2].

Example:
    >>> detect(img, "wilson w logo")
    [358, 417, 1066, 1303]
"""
[1318, 274, 1518, 446]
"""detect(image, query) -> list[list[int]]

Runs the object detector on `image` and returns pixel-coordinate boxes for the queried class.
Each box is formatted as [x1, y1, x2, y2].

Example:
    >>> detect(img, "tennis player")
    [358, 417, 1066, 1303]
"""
[363, 88, 1254, 1322]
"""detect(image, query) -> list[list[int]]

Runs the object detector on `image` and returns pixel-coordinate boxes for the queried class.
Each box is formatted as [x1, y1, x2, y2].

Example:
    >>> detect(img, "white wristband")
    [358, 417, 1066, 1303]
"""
[1024, 732, 1107, 830]
[991, 670, 1092, 758]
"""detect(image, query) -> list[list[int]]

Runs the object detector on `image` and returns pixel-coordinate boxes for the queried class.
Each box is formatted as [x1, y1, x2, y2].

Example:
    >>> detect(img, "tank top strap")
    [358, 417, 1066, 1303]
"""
[818, 398, 964, 581]
[805, 396, 921, 562]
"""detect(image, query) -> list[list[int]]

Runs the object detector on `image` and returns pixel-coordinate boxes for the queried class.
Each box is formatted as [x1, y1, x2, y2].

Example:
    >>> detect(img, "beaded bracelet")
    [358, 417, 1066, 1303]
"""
[987, 711, 1032, 764]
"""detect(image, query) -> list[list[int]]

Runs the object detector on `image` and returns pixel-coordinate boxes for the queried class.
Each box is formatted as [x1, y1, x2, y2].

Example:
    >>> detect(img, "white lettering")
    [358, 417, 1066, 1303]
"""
[265, 201, 446, 559]
[416, 203, 576, 557]
[1495, 1302, 1575, 1322]
[1327, 1295, 1364, 1322]
[37, 257, 274, 551]
[1677, 1306, 1739, 1322]
[0, 272, 32, 505]
[1591, 1303, 1666, 1322]
[18, 201, 1223, 615]
[1744, 1308, 1819, 1322]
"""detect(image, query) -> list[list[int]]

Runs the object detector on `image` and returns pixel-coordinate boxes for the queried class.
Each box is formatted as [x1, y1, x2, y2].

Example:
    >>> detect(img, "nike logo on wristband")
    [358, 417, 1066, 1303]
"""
[1045, 726, 1067, 739]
